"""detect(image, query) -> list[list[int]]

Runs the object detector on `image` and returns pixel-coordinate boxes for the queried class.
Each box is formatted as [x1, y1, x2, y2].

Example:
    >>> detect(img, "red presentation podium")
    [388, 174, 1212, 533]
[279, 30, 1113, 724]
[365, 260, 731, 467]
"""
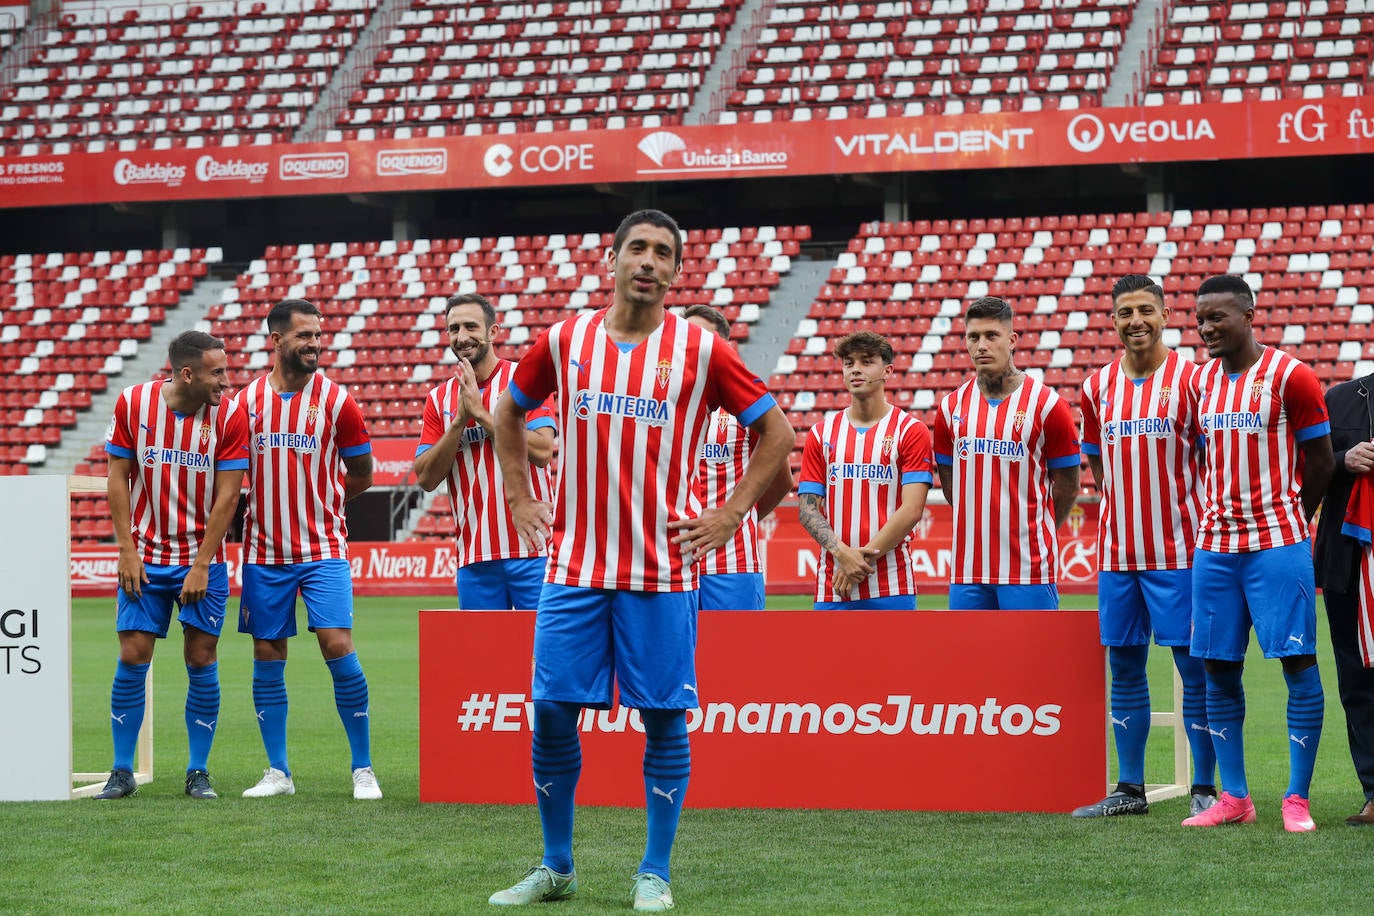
[419, 610, 1106, 812]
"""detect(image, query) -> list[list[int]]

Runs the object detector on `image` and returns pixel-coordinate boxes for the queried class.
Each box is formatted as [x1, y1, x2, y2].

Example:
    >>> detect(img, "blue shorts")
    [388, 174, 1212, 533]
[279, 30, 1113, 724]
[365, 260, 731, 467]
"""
[948, 583, 1060, 610]
[116, 563, 229, 638]
[534, 583, 699, 710]
[457, 556, 548, 611]
[698, 572, 766, 611]
[1098, 568, 1193, 647]
[238, 559, 354, 640]
[814, 594, 917, 610]
[1191, 541, 1318, 661]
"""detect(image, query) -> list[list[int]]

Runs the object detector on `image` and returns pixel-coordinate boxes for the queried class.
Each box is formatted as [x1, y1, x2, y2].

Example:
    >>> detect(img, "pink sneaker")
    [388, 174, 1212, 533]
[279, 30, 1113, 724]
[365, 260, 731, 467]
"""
[1281, 794, 1316, 833]
[1181, 791, 1257, 827]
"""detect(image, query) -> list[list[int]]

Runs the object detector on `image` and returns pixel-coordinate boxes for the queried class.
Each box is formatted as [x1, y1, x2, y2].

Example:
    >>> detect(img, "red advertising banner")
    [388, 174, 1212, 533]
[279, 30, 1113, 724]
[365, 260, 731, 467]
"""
[70, 540, 461, 598]
[68, 502, 1103, 597]
[4, 98, 1370, 209]
[763, 501, 1101, 595]
[417, 609, 1105, 812]
[370, 437, 418, 486]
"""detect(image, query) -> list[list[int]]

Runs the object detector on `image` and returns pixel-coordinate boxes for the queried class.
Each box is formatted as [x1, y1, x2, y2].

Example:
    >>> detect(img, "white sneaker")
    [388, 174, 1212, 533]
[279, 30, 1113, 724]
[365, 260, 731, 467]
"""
[632, 872, 674, 911]
[242, 767, 295, 797]
[352, 766, 382, 800]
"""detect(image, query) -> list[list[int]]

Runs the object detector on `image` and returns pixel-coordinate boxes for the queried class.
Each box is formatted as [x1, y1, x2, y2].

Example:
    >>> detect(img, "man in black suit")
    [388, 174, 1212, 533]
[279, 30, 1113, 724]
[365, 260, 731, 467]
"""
[1314, 372, 1374, 825]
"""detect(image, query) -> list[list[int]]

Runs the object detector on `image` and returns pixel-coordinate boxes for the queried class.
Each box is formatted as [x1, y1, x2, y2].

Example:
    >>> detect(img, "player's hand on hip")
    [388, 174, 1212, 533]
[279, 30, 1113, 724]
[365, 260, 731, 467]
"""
[179, 565, 209, 605]
[1346, 440, 1374, 474]
[117, 547, 148, 599]
[511, 498, 554, 552]
[669, 507, 742, 565]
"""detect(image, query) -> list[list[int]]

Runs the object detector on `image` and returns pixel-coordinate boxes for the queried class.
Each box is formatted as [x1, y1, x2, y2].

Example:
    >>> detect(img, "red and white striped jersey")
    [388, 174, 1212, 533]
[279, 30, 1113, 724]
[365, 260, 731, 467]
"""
[1081, 352, 1204, 571]
[416, 359, 556, 567]
[105, 379, 250, 565]
[798, 406, 934, 602]
[236, 372, 371, 564]
[1340, 474, 1374, 667]
[933, 375, 1081, 585]
[695, 408, 763, 575]
[1192, 347, 1331, 553]
[508, 309, 776, 592]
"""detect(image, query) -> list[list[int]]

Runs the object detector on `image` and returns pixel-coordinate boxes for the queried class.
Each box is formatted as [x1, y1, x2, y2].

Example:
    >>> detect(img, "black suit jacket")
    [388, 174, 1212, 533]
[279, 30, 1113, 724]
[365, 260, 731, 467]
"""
[1313, 373, 1374, 594]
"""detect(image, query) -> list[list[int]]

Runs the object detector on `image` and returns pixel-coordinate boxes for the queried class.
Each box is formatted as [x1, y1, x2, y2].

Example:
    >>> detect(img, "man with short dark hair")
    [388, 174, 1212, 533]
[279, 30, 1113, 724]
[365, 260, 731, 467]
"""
[798, 330, 932, 610]
[1073, 275, 1217, 819]
[95, 331, 249, 800]
[932, 296, 1080, 610]
[489, 210, 794, 910]
[413, 292, 556, 610]
[1181, 275, 1333, 831]
[683, 304, 793, 611]
[235, 298, 382, 801]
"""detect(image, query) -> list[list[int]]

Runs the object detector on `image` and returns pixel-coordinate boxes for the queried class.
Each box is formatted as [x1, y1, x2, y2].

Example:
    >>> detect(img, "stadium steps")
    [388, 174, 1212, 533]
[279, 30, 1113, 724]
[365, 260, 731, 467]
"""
[1102, 0, 1167, 106]
[683, 0, 770, 125]
[296, 0, 407, 143]
[46, 278, 234, 476]
[737, 256, 832, 388]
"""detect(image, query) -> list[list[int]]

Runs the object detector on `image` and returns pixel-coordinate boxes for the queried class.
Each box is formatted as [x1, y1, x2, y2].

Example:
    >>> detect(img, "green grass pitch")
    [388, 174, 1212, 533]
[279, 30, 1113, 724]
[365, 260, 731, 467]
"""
[4, 594, 1370, 913]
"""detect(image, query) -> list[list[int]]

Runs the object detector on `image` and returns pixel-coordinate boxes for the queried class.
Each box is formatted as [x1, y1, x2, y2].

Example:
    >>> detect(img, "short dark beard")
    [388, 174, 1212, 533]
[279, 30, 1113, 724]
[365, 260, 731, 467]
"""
[282, 347, 317, 376]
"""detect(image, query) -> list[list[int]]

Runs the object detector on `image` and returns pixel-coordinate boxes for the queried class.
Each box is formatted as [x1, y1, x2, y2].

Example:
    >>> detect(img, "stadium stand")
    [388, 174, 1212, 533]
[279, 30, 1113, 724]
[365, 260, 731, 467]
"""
[0, 0, 376, 157]
[718, 0, 1135, 124]
[0, 246, 211, 470]
[1141, 0, 1374, 106]
[769, 204, 1374, 480]
[329, 0, 742, 140]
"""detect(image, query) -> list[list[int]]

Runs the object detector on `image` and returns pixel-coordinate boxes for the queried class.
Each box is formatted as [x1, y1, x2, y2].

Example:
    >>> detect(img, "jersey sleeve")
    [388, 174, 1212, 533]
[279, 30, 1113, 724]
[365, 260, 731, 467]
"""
[900, 419, 934, 485]
[932, 399, 953, 466]
[335, 393, 372, 458]
[508, 328, 557, 410]
[215, 402, 250, 471]
[527, 396, 557, 434]
[415, 388, 444, 457]
[1043, 397, 1082, 469]
[705, 338, 776, 427]
[104, 389, 135, 459]
[797, 425, 826, 498]
[1080, 377, 1101, 457]
[1284, 361, 1332, 442]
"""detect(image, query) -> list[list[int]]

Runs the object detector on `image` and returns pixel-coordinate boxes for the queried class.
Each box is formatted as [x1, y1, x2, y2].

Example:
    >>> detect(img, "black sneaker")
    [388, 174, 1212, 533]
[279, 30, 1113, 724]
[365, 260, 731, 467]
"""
[184, 769, 218, 799]
[94, 768, 137, 800]
[1071, 789, 1149, 818]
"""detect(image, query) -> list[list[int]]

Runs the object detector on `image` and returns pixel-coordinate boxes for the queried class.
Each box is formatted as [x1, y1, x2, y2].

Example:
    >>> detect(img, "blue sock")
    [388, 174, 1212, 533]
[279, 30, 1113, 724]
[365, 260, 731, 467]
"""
[251, 658, 290, 776]
[1108, 646, 1151, 786]
[1284, 664, 1324, 798]
[640, 709, 690, 882]
[532, 701, 582, 875]
[325, 652, 372, 770]
[1205, 666, 1247, 798]
[184, 662, 220, 773]
[1173, 648, 1216, 787]
[110, 660, 149, 772]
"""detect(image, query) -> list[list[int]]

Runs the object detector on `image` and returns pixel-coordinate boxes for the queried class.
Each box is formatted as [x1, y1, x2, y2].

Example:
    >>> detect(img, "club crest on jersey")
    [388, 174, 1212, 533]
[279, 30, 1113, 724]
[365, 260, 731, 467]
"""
[199, 422, 212, 447]
[1013, 410, 1027, 432]
[881, 436, 895, 459]
[305, 402, 320, 432]
[656, 359, 673, 389]
[1251, 381, 1266, 405]
[1157, 385, 1172, 408]
[717, 411, 731, 435]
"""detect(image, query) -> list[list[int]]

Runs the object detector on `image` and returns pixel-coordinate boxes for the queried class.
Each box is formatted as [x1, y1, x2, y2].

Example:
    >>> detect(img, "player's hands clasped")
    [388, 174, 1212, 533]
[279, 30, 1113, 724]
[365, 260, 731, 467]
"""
[1346, 440, 1374, 474]
[831, 544, 876, 599]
